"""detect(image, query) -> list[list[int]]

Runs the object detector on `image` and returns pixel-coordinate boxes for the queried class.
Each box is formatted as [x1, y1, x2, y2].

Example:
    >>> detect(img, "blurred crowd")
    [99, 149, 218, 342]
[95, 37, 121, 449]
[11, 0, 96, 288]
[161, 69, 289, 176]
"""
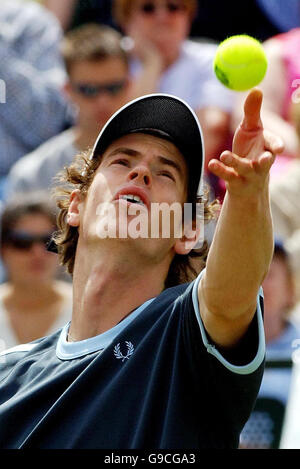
[1, 0, 300, 449]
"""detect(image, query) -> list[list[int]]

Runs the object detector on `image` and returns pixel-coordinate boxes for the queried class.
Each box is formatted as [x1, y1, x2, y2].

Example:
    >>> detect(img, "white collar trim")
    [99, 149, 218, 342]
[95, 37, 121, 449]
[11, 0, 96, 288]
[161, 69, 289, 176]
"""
[56, 297, 156, 360]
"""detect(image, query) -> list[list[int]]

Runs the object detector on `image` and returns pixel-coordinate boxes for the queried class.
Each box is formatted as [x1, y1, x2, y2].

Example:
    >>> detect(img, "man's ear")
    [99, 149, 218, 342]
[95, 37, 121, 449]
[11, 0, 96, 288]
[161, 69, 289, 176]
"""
[67, 189, 82, 227]
[174, 222, 202, 255]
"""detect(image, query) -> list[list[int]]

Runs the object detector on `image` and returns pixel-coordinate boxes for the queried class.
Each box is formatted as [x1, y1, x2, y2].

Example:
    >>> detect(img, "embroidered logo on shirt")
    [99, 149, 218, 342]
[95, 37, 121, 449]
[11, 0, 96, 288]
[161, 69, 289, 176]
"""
[113, 341, 134, 362]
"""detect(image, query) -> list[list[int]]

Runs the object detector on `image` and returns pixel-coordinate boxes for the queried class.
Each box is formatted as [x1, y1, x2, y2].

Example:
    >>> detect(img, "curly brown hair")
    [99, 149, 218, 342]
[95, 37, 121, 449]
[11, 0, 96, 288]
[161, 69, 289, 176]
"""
[52, 149, 220, 289]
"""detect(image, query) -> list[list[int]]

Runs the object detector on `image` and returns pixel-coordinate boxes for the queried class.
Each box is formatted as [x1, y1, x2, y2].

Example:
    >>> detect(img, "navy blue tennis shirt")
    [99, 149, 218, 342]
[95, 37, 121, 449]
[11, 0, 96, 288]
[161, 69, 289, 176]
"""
[0, 272, 265, 449]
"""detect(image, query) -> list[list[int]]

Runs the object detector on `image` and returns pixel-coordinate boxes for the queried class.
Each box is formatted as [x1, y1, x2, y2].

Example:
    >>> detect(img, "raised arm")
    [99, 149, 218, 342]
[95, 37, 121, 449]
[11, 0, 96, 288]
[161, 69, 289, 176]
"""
[198, 88, 284, 348]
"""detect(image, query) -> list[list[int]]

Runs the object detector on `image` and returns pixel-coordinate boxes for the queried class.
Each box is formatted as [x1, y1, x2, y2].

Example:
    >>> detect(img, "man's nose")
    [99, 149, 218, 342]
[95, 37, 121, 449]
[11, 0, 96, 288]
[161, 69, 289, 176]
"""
[127, 165, 152, 186]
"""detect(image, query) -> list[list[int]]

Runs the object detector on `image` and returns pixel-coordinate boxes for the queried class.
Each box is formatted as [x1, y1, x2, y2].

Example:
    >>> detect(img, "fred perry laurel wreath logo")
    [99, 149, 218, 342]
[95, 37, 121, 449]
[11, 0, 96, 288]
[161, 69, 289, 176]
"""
[113, 341, 134, 362]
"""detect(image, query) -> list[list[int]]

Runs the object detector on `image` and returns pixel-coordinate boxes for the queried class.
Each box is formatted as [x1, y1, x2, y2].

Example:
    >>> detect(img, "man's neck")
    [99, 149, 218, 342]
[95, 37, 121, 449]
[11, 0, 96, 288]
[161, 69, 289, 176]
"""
[68, 243, 170, 341]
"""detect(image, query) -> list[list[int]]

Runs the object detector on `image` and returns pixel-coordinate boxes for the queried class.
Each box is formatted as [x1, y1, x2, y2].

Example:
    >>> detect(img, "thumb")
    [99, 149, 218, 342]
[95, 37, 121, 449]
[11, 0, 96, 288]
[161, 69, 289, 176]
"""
[241, 88, 263, 131]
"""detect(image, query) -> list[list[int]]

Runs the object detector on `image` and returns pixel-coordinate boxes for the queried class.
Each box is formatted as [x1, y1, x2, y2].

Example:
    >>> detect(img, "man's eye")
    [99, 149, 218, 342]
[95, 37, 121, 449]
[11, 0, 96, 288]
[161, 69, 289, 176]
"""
[113, 159, 129, 166]
[159, 171, 175, 181]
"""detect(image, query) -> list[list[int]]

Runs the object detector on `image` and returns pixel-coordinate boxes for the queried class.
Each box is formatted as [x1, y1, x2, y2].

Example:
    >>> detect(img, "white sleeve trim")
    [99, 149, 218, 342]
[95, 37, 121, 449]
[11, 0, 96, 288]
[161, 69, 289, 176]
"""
[192, 270, 265, 375]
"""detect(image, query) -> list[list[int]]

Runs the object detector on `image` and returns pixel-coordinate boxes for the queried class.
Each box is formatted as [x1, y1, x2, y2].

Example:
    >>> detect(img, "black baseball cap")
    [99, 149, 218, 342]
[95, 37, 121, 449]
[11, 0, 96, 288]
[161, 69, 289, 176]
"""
[91, 93, 205, 199]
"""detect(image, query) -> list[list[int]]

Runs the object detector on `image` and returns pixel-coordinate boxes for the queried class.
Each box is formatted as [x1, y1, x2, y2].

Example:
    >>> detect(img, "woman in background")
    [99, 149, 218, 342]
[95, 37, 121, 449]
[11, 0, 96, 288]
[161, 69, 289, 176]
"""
[0, 192, 72, 349]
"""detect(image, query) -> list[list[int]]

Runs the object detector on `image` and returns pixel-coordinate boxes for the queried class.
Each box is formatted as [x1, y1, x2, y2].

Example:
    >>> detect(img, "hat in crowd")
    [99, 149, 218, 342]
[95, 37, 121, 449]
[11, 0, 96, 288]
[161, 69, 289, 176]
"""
[91, 93, 205, 199]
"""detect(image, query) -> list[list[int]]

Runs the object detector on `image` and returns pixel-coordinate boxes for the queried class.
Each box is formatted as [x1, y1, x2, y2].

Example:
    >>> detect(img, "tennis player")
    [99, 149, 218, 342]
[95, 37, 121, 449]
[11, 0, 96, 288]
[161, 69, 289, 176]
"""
[0, 88, 283, 449]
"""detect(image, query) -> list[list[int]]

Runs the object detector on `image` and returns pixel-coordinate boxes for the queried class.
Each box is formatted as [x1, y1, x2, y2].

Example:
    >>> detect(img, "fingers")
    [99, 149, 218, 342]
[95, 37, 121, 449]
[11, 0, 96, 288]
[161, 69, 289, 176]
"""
[264, 129, 285, 155]
[241, 88, 263, 131]
[208, 152, 245, 182]
[207, 157, 238, 183]
[256, 151, 276, 173]
[208, 150, 275, 182]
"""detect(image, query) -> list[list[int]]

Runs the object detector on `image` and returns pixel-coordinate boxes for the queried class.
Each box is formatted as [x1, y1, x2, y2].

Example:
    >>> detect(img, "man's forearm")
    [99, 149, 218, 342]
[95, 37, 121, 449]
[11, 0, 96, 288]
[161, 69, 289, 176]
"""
[202, 188, 273, 319]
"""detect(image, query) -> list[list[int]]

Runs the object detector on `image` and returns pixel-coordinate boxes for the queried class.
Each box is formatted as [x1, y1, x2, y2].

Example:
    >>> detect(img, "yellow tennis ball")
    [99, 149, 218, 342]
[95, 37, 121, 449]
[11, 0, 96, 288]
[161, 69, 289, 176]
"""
[213, 35, 268, 91]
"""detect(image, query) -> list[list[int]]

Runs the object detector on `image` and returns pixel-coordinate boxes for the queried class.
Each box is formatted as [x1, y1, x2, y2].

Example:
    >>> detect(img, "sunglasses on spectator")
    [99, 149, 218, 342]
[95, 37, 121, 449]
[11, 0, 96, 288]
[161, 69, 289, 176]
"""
[71, 80, 127, 98]
[3, 231, 54, 250]
[138, 2, 186, 14]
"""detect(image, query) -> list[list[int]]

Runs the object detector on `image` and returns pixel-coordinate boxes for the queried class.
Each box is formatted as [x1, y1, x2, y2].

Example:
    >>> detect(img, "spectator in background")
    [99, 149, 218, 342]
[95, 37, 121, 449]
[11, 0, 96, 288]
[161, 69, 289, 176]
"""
[6, 24, 132, 197]
[43, 0, 288, 42]
[0, 0, 71, 200]
[0, 193, 72, 349]
[190, 0, 298, 42]
[43, 0, 118, 32]
[43, 0, 79, 31]
[112, 0, 234, 199]
[239, 241, 300, 449]
[255, 0, 300, 37]
[269, 101, 300, 302]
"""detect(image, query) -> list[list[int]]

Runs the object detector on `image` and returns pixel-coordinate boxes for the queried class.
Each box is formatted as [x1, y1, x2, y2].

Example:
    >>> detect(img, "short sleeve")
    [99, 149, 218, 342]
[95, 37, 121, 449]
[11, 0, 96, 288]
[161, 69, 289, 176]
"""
[191, 270, 265, 375]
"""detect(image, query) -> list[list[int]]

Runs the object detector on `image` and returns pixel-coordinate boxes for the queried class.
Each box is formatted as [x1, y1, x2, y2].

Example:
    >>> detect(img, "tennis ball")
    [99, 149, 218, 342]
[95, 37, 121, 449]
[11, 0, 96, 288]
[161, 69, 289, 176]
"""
[213, 35, 268, 91]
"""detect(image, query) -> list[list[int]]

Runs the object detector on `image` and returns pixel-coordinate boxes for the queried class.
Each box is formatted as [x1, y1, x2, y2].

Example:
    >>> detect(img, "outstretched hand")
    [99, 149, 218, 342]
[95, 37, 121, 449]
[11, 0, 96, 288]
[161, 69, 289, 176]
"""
[208, 88, 284, 197]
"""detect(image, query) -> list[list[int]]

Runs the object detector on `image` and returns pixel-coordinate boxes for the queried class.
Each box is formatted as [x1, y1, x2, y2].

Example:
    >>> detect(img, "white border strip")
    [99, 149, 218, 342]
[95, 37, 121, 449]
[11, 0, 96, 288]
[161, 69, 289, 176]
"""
[192, 270, 265, 375]
[56, 297, 156, 360]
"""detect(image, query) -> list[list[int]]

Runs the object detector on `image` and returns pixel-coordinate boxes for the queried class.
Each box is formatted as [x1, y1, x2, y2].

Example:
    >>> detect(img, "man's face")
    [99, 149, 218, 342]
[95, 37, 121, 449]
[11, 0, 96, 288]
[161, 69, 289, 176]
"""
[125, 0, 191, 62]
[72, 133, 191, 263]
[66, 57, 130, 134]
